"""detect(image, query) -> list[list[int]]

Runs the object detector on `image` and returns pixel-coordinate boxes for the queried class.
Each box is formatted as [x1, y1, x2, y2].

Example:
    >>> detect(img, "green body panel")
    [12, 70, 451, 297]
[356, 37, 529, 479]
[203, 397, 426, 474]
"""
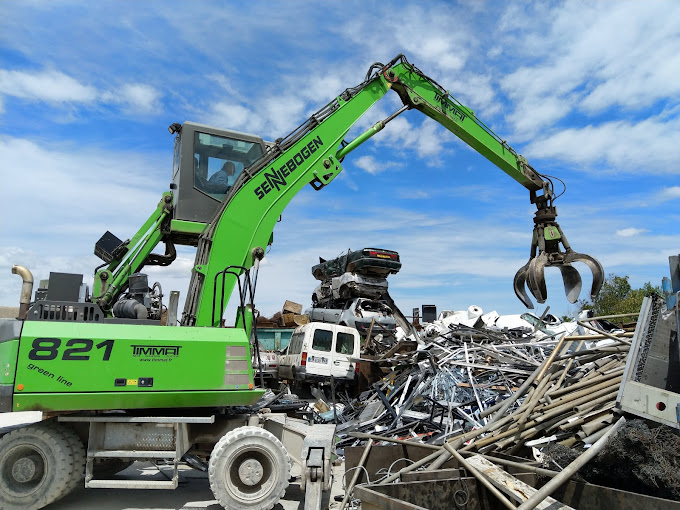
[13, 320, 260, 412]
[9, 56, 553, 416]
[170, 219, 208, 236]
[13, 390, 264, 412]
[0, 339, 19, 385]
[544, 225, 562, 240]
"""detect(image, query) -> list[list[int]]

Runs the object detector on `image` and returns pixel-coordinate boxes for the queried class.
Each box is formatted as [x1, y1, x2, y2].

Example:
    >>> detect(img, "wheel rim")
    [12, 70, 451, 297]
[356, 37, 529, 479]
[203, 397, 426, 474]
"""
[1, 445, 47, 497]
[226, 446, 276, 502]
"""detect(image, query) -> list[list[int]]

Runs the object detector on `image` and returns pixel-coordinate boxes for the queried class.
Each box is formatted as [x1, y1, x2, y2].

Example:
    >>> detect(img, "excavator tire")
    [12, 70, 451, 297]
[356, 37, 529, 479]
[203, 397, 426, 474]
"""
[0, 422, 74, 510]
[208, 426, 290, 510]
[46, 422, 86, 498]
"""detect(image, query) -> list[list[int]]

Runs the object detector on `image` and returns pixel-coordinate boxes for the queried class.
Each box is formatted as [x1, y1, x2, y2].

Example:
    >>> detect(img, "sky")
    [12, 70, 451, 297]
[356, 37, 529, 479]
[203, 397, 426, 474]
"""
[0, 0, 678, 323]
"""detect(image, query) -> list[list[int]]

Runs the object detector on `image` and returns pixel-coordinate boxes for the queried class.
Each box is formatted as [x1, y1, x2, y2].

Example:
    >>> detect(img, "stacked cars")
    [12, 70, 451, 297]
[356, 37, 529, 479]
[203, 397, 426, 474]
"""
[306, 248, 401, 336]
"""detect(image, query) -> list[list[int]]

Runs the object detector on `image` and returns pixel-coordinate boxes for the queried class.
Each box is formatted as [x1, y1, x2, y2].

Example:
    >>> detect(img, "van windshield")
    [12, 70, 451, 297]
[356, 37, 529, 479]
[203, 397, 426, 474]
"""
[336, 332, 354, 354]
[311, 329, 333, 352]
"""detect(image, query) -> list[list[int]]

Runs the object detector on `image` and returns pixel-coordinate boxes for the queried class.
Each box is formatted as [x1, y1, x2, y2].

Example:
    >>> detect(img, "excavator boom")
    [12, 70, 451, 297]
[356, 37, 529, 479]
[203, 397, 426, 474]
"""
[179, 54, 603, 324]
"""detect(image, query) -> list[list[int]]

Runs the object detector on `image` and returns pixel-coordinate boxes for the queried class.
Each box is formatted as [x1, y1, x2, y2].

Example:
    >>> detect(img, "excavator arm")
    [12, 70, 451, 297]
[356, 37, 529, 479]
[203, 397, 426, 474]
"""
[175, 54, 603, 324]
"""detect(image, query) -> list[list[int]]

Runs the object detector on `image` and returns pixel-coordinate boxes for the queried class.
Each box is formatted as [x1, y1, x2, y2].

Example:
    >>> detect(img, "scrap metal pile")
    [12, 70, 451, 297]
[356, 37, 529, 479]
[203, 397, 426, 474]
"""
[331, 309, 632, 454]
[299, 306, 680, 504]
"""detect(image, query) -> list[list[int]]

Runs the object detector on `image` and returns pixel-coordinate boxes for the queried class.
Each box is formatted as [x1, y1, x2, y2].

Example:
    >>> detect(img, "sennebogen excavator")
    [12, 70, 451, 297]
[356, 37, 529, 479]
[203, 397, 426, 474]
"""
[1, 54, 604, 510]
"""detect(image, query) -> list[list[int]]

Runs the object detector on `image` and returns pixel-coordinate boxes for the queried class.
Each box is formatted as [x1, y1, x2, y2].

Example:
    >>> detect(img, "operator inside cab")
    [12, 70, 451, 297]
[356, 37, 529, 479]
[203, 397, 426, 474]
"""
[194, 156, 241, 198]
[209, 161, 237, 190]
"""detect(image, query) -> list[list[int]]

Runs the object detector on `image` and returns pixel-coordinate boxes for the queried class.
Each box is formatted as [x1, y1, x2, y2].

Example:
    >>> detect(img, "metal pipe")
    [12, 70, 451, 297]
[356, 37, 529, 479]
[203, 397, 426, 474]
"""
[577, 321, 632, 345]
[515, 372, 555, 426]
[376, 449, 447, 485]
[515, 417, 626, 510]
[494, 415, 566, 451]
[546, 340, 583, 394]
[443, 444, 517, 510]
[579, 422, 615, 444]
[573, 390, 620, 412]
[532, 383, 620, 422]
[485, 353, 552, 423]
[460, 451, 561, 478]
[556, 345, 629, 360]
[341, 441, 372, 510]
[536, 333, 569, 381]
[548, 368, 623, 398]
[11, 265, 34, 320]
[579, 413, 614, 437]
[561, 332, 633, 341]
[538, 377, 622, 412]
[454, 414, 515, 451]
[349, 432, 439, 450]
[558, 403, 616, 431]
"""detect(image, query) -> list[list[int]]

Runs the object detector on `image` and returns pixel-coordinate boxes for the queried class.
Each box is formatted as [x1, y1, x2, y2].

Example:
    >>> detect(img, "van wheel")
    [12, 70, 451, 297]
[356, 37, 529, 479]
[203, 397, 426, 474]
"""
[0, 423, 75, 510]
[209, 426, 290, 510]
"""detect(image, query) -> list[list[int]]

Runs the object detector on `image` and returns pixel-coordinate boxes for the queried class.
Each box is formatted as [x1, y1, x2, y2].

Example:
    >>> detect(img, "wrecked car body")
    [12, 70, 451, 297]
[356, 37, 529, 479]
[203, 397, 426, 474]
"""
[306, 298, 397, 337]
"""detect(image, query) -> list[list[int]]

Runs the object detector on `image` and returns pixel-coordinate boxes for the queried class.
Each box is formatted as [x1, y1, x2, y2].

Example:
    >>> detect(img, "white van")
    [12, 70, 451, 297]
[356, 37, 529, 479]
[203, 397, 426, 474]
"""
[278, 322, 360, 385]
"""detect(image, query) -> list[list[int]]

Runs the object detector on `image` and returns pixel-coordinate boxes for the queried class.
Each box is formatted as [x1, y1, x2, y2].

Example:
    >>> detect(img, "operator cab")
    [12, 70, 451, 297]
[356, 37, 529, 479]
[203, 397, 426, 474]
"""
[170, 121, 266, 224]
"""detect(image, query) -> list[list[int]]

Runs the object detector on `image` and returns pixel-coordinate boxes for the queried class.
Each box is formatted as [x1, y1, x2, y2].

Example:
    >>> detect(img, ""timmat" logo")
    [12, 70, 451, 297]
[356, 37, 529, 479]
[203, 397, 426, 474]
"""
[132, 345, 182, 357]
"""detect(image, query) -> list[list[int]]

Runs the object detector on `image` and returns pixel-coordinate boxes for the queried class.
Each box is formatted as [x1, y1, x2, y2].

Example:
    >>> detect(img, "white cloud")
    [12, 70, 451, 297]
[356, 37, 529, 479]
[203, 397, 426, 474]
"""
[616, 228, 647, 237]
[103, 83, 162, 114]
[353, 155, 400, 175]
[0, 69, 97, 103]
[0, 136, 163, 240]
[205, 102, 258, 132]
[499, 1, 680, 136]
[658, 186, 680, 202]
[524, 116, 680, 174]
[397, 189, 430, 200]
[1, 68, 162, 116]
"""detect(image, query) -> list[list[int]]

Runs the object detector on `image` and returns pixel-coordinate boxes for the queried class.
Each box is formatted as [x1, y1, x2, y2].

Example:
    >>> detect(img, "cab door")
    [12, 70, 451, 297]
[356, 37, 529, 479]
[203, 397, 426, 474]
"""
[306, 325, 333, 378]
[331, 329, 358, 379]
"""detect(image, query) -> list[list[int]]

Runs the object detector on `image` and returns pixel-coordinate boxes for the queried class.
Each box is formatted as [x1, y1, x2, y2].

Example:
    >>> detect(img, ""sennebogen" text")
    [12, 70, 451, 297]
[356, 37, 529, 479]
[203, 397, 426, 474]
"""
[254, 136, 324, 200]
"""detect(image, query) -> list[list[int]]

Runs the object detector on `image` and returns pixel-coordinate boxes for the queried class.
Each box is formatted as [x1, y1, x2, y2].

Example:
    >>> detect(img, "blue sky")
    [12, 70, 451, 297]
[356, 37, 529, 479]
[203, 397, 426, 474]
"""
[1, 1, 678, 321]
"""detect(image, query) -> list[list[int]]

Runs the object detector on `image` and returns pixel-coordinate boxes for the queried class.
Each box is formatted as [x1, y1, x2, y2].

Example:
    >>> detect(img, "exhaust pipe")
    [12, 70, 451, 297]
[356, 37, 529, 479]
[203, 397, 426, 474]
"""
[11, 265, 34, 320]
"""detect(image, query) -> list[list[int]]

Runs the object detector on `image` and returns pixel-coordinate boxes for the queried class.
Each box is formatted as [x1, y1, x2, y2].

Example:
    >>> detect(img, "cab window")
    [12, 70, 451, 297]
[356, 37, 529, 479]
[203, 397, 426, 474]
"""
[193, 131, 263, 199]
[311, 329, 333, 352]
[336, 332, 355, 355]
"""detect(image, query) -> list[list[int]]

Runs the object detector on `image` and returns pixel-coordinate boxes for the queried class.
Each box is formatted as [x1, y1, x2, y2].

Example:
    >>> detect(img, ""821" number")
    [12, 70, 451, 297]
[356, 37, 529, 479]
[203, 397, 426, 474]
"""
[28, 338, 114, 361]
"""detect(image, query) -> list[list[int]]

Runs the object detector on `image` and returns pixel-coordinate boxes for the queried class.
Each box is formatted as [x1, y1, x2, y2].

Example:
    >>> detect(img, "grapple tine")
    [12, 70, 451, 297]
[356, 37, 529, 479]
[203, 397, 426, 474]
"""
[527, 254, 548, 304]
[513, 262, 535, 309]
[514, 199, 604, 308]
[558, 263, 582, 303]
[563, 251, 605, 300]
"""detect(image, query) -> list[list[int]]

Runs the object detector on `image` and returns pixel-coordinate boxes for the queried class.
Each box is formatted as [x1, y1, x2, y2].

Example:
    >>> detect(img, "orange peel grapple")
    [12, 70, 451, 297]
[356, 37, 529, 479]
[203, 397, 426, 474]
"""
[514, 199, 604, 309]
